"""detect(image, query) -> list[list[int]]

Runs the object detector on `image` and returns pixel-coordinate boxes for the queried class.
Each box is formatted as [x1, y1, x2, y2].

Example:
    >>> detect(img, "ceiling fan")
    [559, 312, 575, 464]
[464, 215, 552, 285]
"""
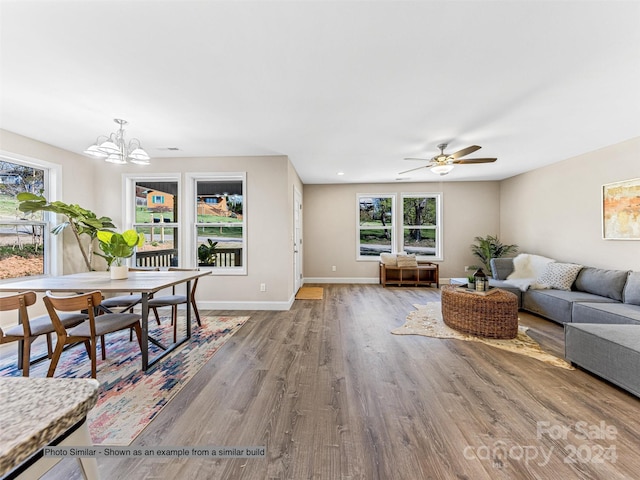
[400, 143, 497, 176]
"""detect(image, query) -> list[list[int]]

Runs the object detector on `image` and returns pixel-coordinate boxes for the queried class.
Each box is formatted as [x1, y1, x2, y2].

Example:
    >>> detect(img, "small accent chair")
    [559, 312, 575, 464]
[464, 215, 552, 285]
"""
[148, 267, 202, 342]
[44, 290, 143, 379]
[0, 291, 87, 376]
[101, 267, 160, 321]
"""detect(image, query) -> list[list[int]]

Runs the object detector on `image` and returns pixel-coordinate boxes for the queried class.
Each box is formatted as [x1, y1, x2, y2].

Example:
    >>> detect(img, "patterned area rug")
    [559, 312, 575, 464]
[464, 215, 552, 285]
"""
[392, 303, 573, 370]
[0, 314, 249, 445]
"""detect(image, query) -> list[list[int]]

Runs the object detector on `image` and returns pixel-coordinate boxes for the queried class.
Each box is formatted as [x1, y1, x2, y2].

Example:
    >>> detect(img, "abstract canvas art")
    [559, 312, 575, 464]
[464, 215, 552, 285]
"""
[602, 178, 640, 240]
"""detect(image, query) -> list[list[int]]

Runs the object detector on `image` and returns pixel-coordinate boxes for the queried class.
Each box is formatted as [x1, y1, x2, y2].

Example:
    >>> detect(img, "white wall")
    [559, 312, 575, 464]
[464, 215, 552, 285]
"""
[303, 181, 501, 282]
[500, 137, 640, 271]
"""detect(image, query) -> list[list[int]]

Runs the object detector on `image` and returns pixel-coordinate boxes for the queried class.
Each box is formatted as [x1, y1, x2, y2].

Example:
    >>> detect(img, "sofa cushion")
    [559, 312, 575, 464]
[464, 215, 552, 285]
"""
[574, 267, 629, 301]
[490, 257, 514, 280]
[623, 271, 640, 305]
[572, 302, 640, 326]
[380, 253, 397, 266]
[523, 289, 618, 324]
[489, 279, 522, 307]
[396, 254, 418, 268]
[536, 262, 583, 291]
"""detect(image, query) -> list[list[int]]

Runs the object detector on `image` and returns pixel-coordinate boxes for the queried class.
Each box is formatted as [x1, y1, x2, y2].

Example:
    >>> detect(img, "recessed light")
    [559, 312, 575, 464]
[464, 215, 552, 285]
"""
[337, 171, 345, 176]
[157, 147, 180, 151]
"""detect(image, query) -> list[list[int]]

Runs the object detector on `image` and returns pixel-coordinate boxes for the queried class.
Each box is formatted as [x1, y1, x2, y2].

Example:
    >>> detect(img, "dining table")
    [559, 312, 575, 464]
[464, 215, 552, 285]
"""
[0, 269, 211, 371]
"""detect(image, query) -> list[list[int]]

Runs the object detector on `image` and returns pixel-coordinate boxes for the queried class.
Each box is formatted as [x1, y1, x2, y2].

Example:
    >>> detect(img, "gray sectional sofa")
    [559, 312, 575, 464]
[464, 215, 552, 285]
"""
[488, 257, 640, 398]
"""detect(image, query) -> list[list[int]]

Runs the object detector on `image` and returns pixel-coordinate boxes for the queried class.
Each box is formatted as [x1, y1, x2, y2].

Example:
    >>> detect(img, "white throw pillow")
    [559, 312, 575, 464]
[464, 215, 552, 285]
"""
[536, 262, 584, 291]
[380, 253, 397, 266]
[396, 254, 418, 268]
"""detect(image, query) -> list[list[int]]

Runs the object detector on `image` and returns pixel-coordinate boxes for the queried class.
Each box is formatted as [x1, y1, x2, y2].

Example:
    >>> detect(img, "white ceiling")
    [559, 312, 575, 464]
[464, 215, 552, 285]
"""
[1, 1, 639, 184]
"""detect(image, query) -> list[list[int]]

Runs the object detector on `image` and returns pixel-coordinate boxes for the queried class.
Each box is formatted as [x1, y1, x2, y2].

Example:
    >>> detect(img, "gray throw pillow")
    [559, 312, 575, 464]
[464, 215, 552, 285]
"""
[624, 271, 640, 305]
[490, 257, 515, 280]
[575, 267, 629, 301]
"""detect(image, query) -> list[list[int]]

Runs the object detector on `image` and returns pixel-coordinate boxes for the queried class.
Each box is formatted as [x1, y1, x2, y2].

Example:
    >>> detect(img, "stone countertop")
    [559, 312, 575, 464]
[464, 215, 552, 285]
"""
[0, 377, 100, 477]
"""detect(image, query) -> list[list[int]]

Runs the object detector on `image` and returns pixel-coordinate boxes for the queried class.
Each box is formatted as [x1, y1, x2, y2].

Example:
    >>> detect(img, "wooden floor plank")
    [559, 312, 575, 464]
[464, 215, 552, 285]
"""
[44, 285, 640, 479]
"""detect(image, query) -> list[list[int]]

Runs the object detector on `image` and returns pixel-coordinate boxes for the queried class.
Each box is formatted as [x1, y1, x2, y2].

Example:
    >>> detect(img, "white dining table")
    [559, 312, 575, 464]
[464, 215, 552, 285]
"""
[0, 270, 211, 371]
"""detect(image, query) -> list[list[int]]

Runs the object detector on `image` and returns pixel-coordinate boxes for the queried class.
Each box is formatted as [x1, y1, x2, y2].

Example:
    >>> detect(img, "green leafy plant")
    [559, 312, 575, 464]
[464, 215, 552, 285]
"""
[198, 239, 218, 266]
[95, 229, 145, 268]
[17, 192, 115, 271]
[470, 235, 518, 275]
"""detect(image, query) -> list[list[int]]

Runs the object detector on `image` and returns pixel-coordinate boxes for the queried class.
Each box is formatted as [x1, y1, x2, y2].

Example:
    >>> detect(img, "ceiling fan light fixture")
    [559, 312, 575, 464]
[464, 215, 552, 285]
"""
[430, 164, 454, 176]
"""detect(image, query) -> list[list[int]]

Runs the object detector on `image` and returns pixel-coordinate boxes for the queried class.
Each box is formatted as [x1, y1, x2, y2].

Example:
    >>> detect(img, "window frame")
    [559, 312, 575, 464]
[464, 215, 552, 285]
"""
[0, 150, 61, 279]
[400, 192, 443, 261]
[123, 173, 182, 268]
[185, 172, 247, 275]
[356, 193, 396, 261]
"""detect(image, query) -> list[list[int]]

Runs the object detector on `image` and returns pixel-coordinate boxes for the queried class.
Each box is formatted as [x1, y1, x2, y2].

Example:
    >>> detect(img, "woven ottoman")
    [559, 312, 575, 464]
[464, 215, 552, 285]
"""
[441, 285, 519, 339]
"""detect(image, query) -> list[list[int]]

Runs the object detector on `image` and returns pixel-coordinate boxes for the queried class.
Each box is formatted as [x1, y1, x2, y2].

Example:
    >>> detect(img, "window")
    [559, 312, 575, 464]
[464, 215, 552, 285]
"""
[0, 155, 54, 279]
[357, 194, 395, 259]
[188, 173, 246, 274]
[129, 177, 180, 268]
[402, 194, 442, 259]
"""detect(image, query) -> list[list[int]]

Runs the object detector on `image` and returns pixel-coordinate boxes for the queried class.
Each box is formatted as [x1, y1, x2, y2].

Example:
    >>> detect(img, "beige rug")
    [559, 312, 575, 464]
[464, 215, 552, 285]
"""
[296, 286, 324, 300]
[392, 303, 573, 370]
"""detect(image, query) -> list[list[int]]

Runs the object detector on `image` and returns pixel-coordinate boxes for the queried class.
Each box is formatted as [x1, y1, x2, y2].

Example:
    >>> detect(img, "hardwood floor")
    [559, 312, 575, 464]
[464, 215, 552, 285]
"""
[46, 285, 640, 479]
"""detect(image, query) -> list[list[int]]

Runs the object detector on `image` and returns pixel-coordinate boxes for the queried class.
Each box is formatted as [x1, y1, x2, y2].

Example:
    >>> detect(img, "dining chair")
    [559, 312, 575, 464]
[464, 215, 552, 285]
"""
[148, 267, 202, 343]
[43, 290, 143, 379]
[0, 291, 88, 376]
[101, 267, 160, 321]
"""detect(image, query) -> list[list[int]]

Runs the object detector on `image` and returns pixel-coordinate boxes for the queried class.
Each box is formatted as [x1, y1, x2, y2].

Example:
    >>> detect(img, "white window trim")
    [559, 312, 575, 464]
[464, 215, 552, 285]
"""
[123, 173, 182, 267]
[400, 192, 443, 261]
[185, 172, 247, 275]
[356, 193, 396, 261]
[0, 150, 62, 278]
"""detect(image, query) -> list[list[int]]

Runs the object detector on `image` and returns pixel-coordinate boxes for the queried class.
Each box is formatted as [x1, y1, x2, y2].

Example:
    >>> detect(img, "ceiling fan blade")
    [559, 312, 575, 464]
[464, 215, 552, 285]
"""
[449, 145, 481, 159]
[399, 165, 430, 174]
[452, 158, 497, 164]
[403, 157, 429, 161]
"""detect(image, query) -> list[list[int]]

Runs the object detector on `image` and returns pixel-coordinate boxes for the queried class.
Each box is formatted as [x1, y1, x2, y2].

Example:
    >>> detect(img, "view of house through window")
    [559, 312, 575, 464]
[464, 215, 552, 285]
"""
[133, 180, 179, 268]
[195, 178, 244, 269]
[0, 159, 47, 279]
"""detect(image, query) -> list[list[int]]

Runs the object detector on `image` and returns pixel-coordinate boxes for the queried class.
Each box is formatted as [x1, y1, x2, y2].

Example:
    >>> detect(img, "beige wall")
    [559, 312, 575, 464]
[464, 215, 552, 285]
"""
[0, 129, 303, 309]
[303, 181, 501, 281]
[500, 137, 640, 271]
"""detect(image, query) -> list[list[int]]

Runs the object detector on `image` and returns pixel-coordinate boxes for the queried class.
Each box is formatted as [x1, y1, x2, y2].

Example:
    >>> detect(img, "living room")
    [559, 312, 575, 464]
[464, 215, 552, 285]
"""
[1, 1, 639, 479]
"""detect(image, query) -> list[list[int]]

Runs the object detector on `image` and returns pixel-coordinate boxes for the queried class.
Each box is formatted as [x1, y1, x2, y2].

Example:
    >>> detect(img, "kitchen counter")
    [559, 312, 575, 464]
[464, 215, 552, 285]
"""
[0, 377, 100, 479]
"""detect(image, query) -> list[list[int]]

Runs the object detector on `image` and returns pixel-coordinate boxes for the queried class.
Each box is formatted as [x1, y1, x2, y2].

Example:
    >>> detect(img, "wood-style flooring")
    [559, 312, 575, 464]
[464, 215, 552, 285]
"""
[46, 284, 640, 479]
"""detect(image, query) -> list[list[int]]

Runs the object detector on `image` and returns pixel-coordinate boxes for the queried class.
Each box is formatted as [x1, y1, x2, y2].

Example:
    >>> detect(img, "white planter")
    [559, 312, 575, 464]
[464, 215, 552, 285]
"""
[110, 265, 129, 280]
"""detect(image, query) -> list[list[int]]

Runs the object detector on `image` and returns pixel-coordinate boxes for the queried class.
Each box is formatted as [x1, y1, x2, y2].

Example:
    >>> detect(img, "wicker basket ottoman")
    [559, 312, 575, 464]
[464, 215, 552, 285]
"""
[441, 285, 519, 339]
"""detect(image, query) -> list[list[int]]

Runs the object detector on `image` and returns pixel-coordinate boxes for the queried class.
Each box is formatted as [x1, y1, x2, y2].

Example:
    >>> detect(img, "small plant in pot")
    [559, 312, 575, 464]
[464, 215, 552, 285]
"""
[198, 239, 218, 266]
[96, 229, 145, 279]
[467, 275, 476, 289]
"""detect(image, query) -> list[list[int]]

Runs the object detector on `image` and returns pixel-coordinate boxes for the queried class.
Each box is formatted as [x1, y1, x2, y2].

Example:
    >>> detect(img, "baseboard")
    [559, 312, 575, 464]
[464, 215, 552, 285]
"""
[191, 296, 295, 311]
[304, 277, 379, 284]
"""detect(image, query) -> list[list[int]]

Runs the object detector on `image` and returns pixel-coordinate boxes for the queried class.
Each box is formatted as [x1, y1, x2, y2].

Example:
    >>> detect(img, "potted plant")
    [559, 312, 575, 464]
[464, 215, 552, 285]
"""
[467, 275, 476, 290]
[198, 239, 218, 266]
[470, 235, 518, 275]
[96, 229, 145, 279]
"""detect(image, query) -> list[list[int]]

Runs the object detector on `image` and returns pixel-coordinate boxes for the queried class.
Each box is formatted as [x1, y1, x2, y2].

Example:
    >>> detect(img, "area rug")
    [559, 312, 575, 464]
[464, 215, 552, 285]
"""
[392, 303, 573, 370]
[296, 286, 324, 300]
[0, 314, 250, 445]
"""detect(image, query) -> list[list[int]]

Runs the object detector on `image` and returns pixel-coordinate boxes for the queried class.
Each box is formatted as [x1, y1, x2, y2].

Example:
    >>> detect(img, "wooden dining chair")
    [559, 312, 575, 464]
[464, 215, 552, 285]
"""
[0, 291, 88, 376]
[148, 267, 202, 342]
[44, 290, 143, 379]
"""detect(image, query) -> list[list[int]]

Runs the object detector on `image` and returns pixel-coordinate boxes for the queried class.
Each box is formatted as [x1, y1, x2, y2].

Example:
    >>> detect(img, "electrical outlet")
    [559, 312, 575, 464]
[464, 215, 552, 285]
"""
[464, 266, 470, 272]
[332, 265, 337, 272]
[260, 283, 266, 292]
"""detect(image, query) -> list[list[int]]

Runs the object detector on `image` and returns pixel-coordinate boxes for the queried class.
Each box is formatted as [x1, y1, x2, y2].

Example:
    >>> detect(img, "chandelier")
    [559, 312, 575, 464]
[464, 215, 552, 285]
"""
[84, 119, 150, 165]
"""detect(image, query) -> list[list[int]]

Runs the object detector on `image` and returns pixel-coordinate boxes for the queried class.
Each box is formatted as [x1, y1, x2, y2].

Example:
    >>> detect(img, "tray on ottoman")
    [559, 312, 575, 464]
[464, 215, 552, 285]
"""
[441, 285, 518, 339]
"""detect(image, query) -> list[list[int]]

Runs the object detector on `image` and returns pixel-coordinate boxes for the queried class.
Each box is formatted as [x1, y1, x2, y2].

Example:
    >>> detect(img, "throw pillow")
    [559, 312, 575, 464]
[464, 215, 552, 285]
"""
[623, 271, 640, 305]
[380, 253, 397, 266]
[396, 254, 418, 268]
[536, 262, 584, 291]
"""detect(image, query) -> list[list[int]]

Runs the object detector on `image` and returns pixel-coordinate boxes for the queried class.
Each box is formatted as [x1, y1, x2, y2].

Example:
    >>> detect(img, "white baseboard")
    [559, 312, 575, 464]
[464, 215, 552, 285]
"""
[303, 277, 379, 284]
[198, 296, 295, 311]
